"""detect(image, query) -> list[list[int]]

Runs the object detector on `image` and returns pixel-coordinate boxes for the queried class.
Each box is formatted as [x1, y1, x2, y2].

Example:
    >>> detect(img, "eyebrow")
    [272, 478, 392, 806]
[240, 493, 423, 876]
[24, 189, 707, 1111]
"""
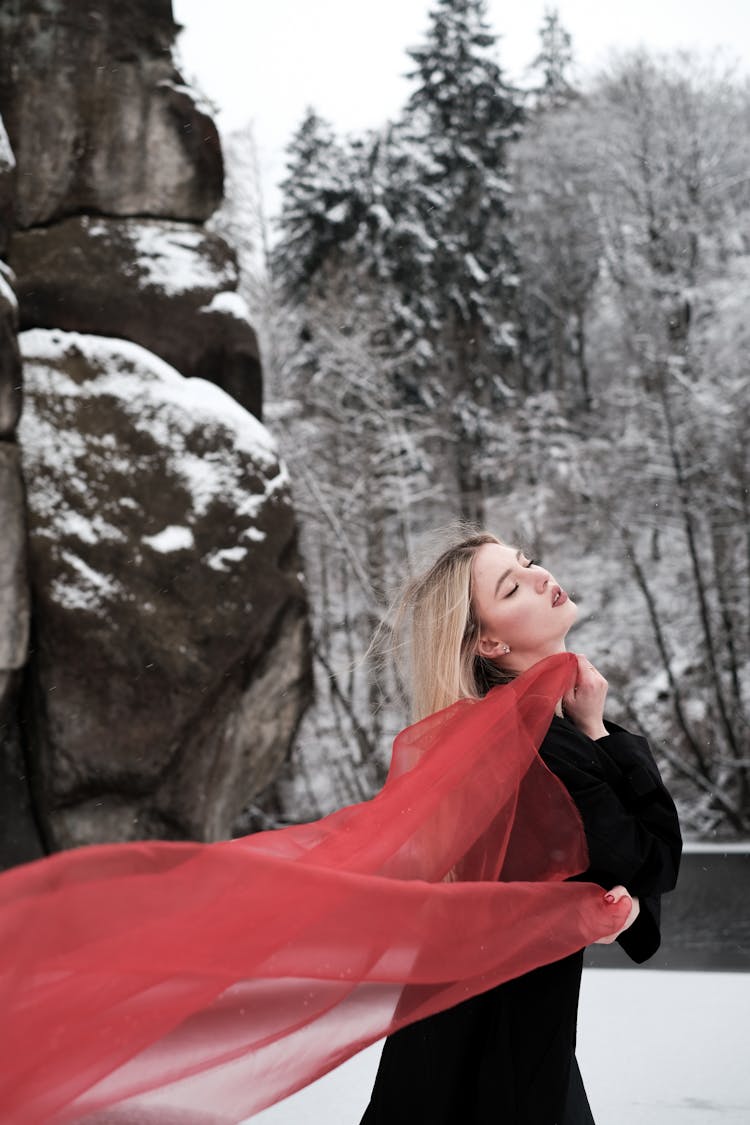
[493, 549, 524, 598]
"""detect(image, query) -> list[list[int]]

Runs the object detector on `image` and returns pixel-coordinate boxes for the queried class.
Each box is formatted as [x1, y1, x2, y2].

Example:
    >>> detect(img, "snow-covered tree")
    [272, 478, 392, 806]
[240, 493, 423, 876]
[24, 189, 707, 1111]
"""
[401, 0, 522, 347]
[273, 108, 360, 299]
[562, 53, 750, 833]
[261, 110, 448, 813]
[512, 104, 602, 407]
[228, 28, 750, 835]
[271, 3, 528, 520]
[393, 0, 525, 518]
[528, 6, 577, 111]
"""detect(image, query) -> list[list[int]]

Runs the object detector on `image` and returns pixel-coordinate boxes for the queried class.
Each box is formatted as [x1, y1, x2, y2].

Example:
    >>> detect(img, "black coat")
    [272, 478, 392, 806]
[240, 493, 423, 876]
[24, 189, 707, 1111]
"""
[359, 715, 682, 1125]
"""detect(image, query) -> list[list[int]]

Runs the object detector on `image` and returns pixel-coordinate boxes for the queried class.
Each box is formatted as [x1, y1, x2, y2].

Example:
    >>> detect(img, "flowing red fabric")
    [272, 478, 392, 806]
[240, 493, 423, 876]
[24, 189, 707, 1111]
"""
[0, 653, 628, 1124]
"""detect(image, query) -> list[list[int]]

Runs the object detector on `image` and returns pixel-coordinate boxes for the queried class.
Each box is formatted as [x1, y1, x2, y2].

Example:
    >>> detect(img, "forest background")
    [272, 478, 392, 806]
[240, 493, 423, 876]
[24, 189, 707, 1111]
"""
[208, 1, 750, 840]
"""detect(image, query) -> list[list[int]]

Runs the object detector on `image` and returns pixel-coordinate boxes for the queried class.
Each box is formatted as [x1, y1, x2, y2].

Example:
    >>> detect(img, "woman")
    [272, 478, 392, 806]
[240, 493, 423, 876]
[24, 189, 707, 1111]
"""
[360, 531, 682, 1125]
[0, 533, 679, 1124]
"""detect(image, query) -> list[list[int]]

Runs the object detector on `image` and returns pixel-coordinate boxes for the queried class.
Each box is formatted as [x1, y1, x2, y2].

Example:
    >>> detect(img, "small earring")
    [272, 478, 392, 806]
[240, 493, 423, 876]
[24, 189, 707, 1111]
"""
[501, 643, 510, 655]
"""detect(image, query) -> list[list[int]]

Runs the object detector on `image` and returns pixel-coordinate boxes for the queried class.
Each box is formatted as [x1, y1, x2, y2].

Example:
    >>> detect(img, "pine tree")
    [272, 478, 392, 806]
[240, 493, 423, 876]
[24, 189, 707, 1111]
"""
[512, 10, 591, 403]
[269, 114, 443, 808]
[397, 0, 525, 518]
[402, 0, 523, 332]
[273, 108, 359, 299]
[529, 7, 577, 111]
[272, 2, 527, 521]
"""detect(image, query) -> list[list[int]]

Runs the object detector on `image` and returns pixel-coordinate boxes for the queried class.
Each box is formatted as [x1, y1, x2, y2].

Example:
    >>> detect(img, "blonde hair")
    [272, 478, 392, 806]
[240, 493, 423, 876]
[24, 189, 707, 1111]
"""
[392, 530, 514, 721]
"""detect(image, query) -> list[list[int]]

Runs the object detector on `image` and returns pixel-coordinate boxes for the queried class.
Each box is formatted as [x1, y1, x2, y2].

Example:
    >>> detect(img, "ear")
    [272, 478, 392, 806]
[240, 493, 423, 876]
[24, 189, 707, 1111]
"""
[477, 636, 508, 660]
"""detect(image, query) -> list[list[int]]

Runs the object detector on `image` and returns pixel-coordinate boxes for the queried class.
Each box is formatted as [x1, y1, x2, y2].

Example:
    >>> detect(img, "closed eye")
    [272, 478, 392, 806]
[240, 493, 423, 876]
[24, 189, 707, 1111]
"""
[505, 557, 537, 596]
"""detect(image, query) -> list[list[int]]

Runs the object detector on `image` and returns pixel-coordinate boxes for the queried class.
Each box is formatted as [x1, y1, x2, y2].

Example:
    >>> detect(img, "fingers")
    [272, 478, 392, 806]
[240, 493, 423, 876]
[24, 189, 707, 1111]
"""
[594, 886, 639, 945]
[563, 656, 605, 704]
[560, 655, 609, 739]
[603, 884, 630, 905]
[573, 653, 607, 690]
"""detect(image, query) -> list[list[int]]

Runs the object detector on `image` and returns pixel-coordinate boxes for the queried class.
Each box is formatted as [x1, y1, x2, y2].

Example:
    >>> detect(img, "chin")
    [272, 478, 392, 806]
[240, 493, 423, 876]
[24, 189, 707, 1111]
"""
[561, 598, 578, 630]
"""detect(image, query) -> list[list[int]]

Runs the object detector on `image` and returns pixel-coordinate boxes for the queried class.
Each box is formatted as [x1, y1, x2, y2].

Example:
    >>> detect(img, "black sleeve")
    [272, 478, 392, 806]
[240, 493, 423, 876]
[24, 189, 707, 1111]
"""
[539, 717, 682, 962]
[616, 893, 661, 963]
[597, 721, 673, 808]
[595, 720, 683, 890]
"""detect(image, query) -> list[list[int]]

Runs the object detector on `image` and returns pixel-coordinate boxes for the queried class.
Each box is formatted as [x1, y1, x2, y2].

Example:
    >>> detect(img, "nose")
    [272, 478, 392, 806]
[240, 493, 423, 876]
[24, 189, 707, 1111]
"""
[534, 567, 552, 595]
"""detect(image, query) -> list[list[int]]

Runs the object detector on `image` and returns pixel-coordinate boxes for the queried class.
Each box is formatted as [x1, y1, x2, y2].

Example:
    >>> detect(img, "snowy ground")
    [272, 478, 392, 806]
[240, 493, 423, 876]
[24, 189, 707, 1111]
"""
[248, 970, 749, 1124]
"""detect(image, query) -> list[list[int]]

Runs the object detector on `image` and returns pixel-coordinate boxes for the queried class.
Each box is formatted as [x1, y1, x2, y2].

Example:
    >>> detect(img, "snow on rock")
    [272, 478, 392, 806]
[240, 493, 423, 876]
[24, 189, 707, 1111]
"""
[206, 545, 249, 572]
[50, 551, 123, 613]
[143, 526, 195, 554]
[129, 221, 237, 297]
[199, 290, 251, 321]
[0, 115, 14, 172]
[18, 328, 279, 563]
[9, 215, 263, 418]
[0, 262, 18, 311]
[16, 328, 311, 849]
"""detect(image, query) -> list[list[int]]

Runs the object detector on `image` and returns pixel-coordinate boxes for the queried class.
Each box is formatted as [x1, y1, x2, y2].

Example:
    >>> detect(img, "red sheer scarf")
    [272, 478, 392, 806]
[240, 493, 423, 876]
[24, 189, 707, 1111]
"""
[0, 653, 628, 1123]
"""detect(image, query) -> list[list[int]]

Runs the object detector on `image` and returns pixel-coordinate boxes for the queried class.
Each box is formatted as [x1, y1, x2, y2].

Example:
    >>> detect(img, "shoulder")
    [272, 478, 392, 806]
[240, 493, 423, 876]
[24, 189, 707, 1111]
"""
[537, 716, 617, 798]
[540, 715, 654, 776]
[543, 715, 680, 832]
[539, 716, 653, 798]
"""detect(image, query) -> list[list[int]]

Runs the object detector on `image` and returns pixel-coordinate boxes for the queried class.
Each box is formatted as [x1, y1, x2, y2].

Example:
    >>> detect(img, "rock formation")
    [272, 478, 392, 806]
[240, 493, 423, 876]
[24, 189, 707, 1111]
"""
[19, 329, 308, 846]
[0, 2, 312, 861]
[10, 216, 262, 418]
[0, 0, 222, 227]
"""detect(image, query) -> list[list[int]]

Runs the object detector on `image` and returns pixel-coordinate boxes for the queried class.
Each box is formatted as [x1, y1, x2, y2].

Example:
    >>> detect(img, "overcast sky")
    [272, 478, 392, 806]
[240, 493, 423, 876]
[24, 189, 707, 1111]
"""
[172, 0, 749, 217]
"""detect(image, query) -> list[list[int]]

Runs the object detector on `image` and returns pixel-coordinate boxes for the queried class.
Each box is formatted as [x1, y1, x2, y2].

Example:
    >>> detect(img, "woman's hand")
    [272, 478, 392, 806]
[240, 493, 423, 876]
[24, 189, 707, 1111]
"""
[594, 885, 640, 944]
[561, 654, 608, 740]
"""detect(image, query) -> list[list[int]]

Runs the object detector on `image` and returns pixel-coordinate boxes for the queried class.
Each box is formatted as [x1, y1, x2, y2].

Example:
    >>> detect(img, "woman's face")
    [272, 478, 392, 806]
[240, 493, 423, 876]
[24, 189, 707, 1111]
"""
[471, 542, 578, 671]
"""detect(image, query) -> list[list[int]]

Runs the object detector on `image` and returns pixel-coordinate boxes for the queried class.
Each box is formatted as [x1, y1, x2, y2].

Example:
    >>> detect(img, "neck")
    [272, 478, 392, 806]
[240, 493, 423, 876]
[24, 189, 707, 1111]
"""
[503, 641, 569, 678]
[500, 644, 569, 718]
